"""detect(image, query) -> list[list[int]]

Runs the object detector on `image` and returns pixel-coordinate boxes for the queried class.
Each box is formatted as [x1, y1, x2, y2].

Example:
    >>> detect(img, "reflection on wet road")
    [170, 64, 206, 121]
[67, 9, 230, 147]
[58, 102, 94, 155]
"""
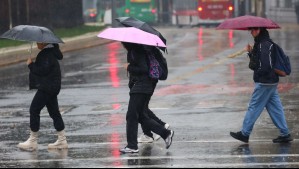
[0, 27, 299, 167]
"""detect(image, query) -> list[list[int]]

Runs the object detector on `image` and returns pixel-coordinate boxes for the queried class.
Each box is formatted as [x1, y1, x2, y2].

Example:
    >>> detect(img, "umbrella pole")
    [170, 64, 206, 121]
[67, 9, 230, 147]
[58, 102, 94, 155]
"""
[29, 42, 33, 58]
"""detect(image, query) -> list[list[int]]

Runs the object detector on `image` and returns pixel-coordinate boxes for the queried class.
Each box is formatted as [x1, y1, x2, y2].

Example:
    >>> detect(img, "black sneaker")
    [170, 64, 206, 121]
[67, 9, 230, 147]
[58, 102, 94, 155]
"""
[230, 131, 249, 143]
[273, 134, 293, 143]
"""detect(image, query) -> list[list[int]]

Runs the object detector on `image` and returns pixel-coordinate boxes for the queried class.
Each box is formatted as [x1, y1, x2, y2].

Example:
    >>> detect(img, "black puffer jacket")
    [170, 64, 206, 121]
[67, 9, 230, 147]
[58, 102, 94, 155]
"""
[249, 29, 279, 84]
[28, 44, 63, 95]
[124, 43, 156, 95]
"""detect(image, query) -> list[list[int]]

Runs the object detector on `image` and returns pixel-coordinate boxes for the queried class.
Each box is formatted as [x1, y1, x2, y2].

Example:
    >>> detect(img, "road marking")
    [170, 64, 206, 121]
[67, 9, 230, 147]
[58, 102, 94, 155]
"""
[91, 139, 298, 145]
[1, 155, 299, 164]
[168, 49, 244, 84]
[150, 108, 170, 110]
[168, 62, 223, 84]
[115, 162, 299, 168]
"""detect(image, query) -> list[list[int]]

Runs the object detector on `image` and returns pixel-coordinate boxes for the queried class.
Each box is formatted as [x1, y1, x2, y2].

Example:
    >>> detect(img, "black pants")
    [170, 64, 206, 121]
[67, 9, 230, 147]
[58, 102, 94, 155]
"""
[30, 90, 65, 132]
[126, 93, 170, 150]
[141, 98, 166, 138]
[141, 82, 166, 138]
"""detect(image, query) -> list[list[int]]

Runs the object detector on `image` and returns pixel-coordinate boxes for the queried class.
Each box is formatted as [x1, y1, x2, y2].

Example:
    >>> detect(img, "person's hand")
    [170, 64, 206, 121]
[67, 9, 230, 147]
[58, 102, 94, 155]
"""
[124, 63, 129, 70]
[245, 44, 253, 52]
[27, 57, 32, 65]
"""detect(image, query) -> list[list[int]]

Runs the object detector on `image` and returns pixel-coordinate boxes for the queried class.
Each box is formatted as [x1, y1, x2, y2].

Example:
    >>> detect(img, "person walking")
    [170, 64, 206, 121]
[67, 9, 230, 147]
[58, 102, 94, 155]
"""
[138, 46, 170, 143]
[120, 42, 174, 153]
[138, 95, 170, 143]
[18, 43, 68, 151]
[230, 27, 293, 143]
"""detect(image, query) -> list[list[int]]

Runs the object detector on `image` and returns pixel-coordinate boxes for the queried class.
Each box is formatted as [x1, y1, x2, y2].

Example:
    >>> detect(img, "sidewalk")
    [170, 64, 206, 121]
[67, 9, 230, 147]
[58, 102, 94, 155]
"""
[279, 22, 299, 30]
[0, 31, 112, 67]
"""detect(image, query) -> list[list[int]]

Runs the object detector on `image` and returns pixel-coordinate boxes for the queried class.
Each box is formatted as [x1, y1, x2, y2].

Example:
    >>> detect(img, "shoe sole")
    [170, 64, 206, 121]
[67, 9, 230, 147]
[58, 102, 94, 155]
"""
[119, 150, 139, 154]
[166, 131, 174, 149]
[17, 146, 38, 151]
[48, 145, 68, 149]
[273, 139, 293, 143]
[138, 140, 154, 143]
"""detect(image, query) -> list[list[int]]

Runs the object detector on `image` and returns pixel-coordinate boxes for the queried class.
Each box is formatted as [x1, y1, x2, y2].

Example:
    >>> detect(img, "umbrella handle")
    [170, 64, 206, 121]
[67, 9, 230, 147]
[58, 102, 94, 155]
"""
[28, 42, 33, 58]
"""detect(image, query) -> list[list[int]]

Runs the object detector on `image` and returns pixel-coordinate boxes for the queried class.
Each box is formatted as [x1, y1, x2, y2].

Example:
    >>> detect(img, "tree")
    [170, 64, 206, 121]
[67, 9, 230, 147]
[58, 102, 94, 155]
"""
[0, 0, 84, 33]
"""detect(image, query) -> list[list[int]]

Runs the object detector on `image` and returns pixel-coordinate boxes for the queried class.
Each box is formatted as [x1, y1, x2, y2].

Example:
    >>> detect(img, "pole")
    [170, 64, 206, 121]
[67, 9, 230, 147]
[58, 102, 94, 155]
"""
[234, 0, 239, 17]
[245, 0, 250, 15]
[8, 0, 12, 29]
[111, 0, 117, 27]
[159, 0, 163, 23]
[26, 0, 30, 23]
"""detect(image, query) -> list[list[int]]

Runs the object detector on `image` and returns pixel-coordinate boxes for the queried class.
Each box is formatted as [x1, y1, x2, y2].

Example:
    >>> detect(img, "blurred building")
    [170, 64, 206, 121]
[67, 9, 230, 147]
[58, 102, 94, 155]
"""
[80, 0, 299, 26]
[266, 0, 299, 23]
[0, 0, 84, 34]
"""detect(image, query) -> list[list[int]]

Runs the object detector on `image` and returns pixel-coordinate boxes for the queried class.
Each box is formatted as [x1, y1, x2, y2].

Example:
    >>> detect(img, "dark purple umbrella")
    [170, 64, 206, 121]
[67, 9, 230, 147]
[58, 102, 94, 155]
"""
[216, 15, 280, 30]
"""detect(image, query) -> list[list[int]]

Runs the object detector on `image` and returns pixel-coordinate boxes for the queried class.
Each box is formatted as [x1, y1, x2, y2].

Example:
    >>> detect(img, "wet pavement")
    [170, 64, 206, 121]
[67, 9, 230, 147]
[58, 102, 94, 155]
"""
[0, 26, 299, 167]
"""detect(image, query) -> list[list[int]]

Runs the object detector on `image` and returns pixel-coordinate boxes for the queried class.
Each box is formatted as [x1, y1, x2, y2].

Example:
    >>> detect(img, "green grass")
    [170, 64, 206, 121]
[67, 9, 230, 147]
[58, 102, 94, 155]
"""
[0, 40, 25, 48]
[53, 25, 105, 38]
[0, 25, 105, 48]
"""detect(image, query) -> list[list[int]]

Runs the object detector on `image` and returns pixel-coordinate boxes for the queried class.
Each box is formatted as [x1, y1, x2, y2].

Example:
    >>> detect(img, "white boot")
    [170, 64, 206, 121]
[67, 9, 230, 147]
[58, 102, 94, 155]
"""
[17, 131, 38, 151]
[48, 130, 68, 149]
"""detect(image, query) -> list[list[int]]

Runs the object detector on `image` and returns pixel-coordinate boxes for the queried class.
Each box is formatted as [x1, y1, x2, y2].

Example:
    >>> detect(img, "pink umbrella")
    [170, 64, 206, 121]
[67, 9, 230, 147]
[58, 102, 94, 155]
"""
[97, 27, 166, 47]
[216, 15, 280, 30]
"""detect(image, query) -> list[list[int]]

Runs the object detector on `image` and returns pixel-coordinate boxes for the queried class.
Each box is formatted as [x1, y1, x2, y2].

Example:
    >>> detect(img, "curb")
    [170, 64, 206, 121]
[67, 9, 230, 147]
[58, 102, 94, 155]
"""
[0, 32, 113, 67]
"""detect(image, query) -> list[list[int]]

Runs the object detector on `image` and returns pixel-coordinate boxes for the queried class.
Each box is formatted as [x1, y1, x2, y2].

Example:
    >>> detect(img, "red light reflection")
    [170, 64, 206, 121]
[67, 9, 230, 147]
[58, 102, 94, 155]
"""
[107, 43, 121, 88]
[198, 28, 204, 61]
[110, 132, 121, 166]
[109, 113, 125, 166]
[113, 104, 121, 110]
[229, 30, 234, 48]
[109, 113, 124, 126]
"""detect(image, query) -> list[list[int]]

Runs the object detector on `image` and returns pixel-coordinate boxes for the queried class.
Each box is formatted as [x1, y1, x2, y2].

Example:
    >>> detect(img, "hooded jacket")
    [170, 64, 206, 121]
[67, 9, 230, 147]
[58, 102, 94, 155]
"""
[249, 28, 279, 84]
[28, 44, 63, 95]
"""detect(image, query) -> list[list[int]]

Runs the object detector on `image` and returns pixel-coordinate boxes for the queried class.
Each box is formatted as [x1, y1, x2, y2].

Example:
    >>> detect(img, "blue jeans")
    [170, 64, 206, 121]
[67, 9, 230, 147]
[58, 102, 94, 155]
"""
[242, 83, 290, 137]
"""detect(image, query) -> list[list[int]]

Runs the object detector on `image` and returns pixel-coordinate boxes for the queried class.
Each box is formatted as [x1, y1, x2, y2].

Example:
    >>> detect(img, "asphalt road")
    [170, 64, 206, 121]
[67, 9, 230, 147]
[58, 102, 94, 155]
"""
[0, 26, 299, 168]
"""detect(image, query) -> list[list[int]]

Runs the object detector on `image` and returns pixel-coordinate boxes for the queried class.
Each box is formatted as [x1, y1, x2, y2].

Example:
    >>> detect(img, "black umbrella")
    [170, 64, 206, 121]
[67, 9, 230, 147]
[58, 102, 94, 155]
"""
[115, 17, 167, 52]
[0, 25, 64, 44]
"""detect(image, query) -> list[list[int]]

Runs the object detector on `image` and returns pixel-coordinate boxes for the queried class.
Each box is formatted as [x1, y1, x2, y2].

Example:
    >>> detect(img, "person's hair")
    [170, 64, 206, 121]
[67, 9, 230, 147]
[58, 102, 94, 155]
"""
[53, 43, 60, 49]
[254, 27, 270, 41]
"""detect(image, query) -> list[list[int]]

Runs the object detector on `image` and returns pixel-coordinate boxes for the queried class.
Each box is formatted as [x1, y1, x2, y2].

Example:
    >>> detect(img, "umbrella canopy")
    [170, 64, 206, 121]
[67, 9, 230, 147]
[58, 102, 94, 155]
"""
[0, 25, 64, 43]
[216, 15, 280, 30]
[115, 17, 167, 51]
[98, 27, 166, 48]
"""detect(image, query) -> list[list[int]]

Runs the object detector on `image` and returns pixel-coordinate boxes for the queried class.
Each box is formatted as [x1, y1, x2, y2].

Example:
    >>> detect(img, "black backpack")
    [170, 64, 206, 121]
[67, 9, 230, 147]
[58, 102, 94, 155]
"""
[155, 49, 168, 80]
[272, 43, 291, 77]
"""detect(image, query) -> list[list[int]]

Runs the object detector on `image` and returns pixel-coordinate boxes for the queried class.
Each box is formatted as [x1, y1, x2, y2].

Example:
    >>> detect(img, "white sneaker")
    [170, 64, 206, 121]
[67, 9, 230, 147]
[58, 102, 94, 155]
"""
[119, 147, 139, 153]
[138, 134, 154, 143]
[165, 130, 174, 149]
[154, 123, 170, 141]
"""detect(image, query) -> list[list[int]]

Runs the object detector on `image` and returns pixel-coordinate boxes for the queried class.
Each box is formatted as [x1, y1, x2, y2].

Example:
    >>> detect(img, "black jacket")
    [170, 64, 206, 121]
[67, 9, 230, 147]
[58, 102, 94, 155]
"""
[249, 29, 279, 84]
[28, 45, 63, 95]
[127, 48, 156, 95]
